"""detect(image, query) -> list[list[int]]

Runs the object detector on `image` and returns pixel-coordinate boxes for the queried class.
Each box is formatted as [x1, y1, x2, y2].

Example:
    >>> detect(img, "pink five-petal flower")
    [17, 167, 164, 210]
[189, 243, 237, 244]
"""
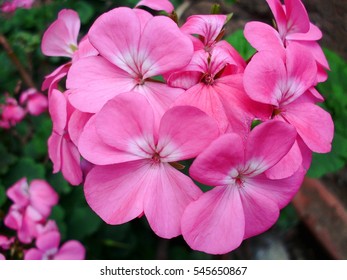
[168, 46, 269, 134]
[48, 89, 83, 185]
[80, 93, 219, 238]
[0, 96, 26, 127]
[67, 7, 193, 124]
[41, 9, 80, 58]
[135, 0, 174, 13]
[244, 0, 329, 81]
[19, 88, 48, 116]
[244, 44, 333, 153]
[182, 121, 304, 254]
[24, 231, 85, 260]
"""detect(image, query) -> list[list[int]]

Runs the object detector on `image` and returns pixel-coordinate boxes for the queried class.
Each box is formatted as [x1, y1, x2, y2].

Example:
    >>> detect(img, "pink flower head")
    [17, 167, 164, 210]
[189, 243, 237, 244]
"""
[135, 0, 174, 13]
[7, 178, 58, 217]
[168, 46, 269, 133]
[24, 230, 85, 260]
[244, 44, 334, 153]
[0, 254, 5, 260]
[1, 0, 34, 12]
[67, 7, 193, 125]
[244, 0, 329, 81]
[79, 93, 219, 238]
[48, 89, 84, 185]
[181, 14, 227, 52]
[181, 121, 305, 254]
[20, 88, 48, 116]
[41, 9, 80, 58]
[0, 96, 26, 128]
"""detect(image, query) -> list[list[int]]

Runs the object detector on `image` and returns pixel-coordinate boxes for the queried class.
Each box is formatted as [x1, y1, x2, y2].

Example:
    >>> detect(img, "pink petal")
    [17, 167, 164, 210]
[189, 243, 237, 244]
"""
[144, 163, 202, 238]
[244, 166, 305, 210]
[26, 93, 48, 116]
[24, 249, 43, 260]
[72, 35, 98, 62]
[48, 89, 67, 134]
[182, 186, 245, 254]
[284, 0, 310, 34]
[138, 16, 194, 78]
[167, 71, 201, 90]
[61, 139, 83, 185]
[88, 7, 141, 75]
[6, 178, 29, 208]
[244, 50, 286, 106]
[67, 56, 135, 113]
[190, 133, 245, 186]
[266, 0, 287, 35]
[78, 115, 139, 165]
[84, 160, 151, 225]
[67, 110, 92, 146]
[0, 253, 5, 260]
[239, 185, 280, 239]
[282, 44, 317, 104]
[95, 93, 156, 158]
[181, 15, 227, 47]
[282, 102, 334, 153]
[54, 241, 85, 260]
[265, 140, 302, 179]
[36, 231, 60, 251]
[173, 83, 230, 133]
[244, 22, 284, 58]
[48, 132, 63, 173]
[41, 9, 80, 57]
[136, 0, 174, 13]
[29, 180, 59, 218]
[286, 23, 322, 41]
[41, 62, 70, 92]
[245, 121, 297, 175]
[157, 106, 219, 162]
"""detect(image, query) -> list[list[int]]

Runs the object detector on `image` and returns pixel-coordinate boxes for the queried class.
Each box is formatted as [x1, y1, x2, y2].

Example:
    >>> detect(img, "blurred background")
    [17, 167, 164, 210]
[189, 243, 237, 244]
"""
[0, 0, 346, 259]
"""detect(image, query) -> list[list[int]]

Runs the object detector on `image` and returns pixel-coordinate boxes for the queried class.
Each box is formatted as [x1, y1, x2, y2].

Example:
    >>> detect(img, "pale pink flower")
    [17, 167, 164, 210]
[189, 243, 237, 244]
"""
[181, 121, 305, 254]
[244, 0, 329, 81]
[0, 96, 26, 128]
[243, 44, 333, 153]
[67, 7, 193, 125]
[20, 88, 48, 116]
[168, 46, 270, 133]
[135, 0, 174, 13]
[79, 93, 219, 238]
[0, 254, 5, 260]
[7, 178, 58, 217]
[41, 9, 80, 58]
[24, 231, 85, 260]
[48, 89, 83, 185]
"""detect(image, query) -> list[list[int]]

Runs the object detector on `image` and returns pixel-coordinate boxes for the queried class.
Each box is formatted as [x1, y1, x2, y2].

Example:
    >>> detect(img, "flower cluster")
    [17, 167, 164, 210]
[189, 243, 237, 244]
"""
[0, 0, 34, 13]
[42, 0, 333, 254]
[0, 178, 85, 260]
[0, 89, 47, 129]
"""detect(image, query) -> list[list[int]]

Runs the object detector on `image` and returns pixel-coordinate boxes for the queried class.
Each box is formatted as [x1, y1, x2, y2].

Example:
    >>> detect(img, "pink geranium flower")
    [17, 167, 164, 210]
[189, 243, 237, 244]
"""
[244, 0, 329, 81]
[67, 7, 193, 125]
[25, 231, 85, 260]
[168, 46, 269, 133]
[20, 88, 48, 116]
[181, 121, 305, 254]
[243, 44, 333, 153]
[1, 0, 34, 13]
[79, 93, 219, 238]
[0, 96, 26, 129]
[48, 89, 84, 185]
[0, 254, 5, 260]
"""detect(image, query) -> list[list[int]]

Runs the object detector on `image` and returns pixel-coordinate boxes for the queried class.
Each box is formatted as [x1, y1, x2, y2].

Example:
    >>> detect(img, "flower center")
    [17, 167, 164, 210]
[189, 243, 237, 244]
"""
[151, 152, 161, 164]
[202, 73, 214, 85]
[135, 76, 145, 86]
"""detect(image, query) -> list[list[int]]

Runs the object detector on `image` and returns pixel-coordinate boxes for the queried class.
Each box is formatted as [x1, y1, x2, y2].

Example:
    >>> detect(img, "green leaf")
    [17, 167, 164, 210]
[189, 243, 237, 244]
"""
[47, 173, 71, 195]
[67, 206, 102, 240]
[0, 143, 17, 175]
[50, 205, 67, 240]
[224, 29, 256, 60]
[3, 157, 45, 186]
[0, 185, 6, 208]
[307, 133, 347, 178]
